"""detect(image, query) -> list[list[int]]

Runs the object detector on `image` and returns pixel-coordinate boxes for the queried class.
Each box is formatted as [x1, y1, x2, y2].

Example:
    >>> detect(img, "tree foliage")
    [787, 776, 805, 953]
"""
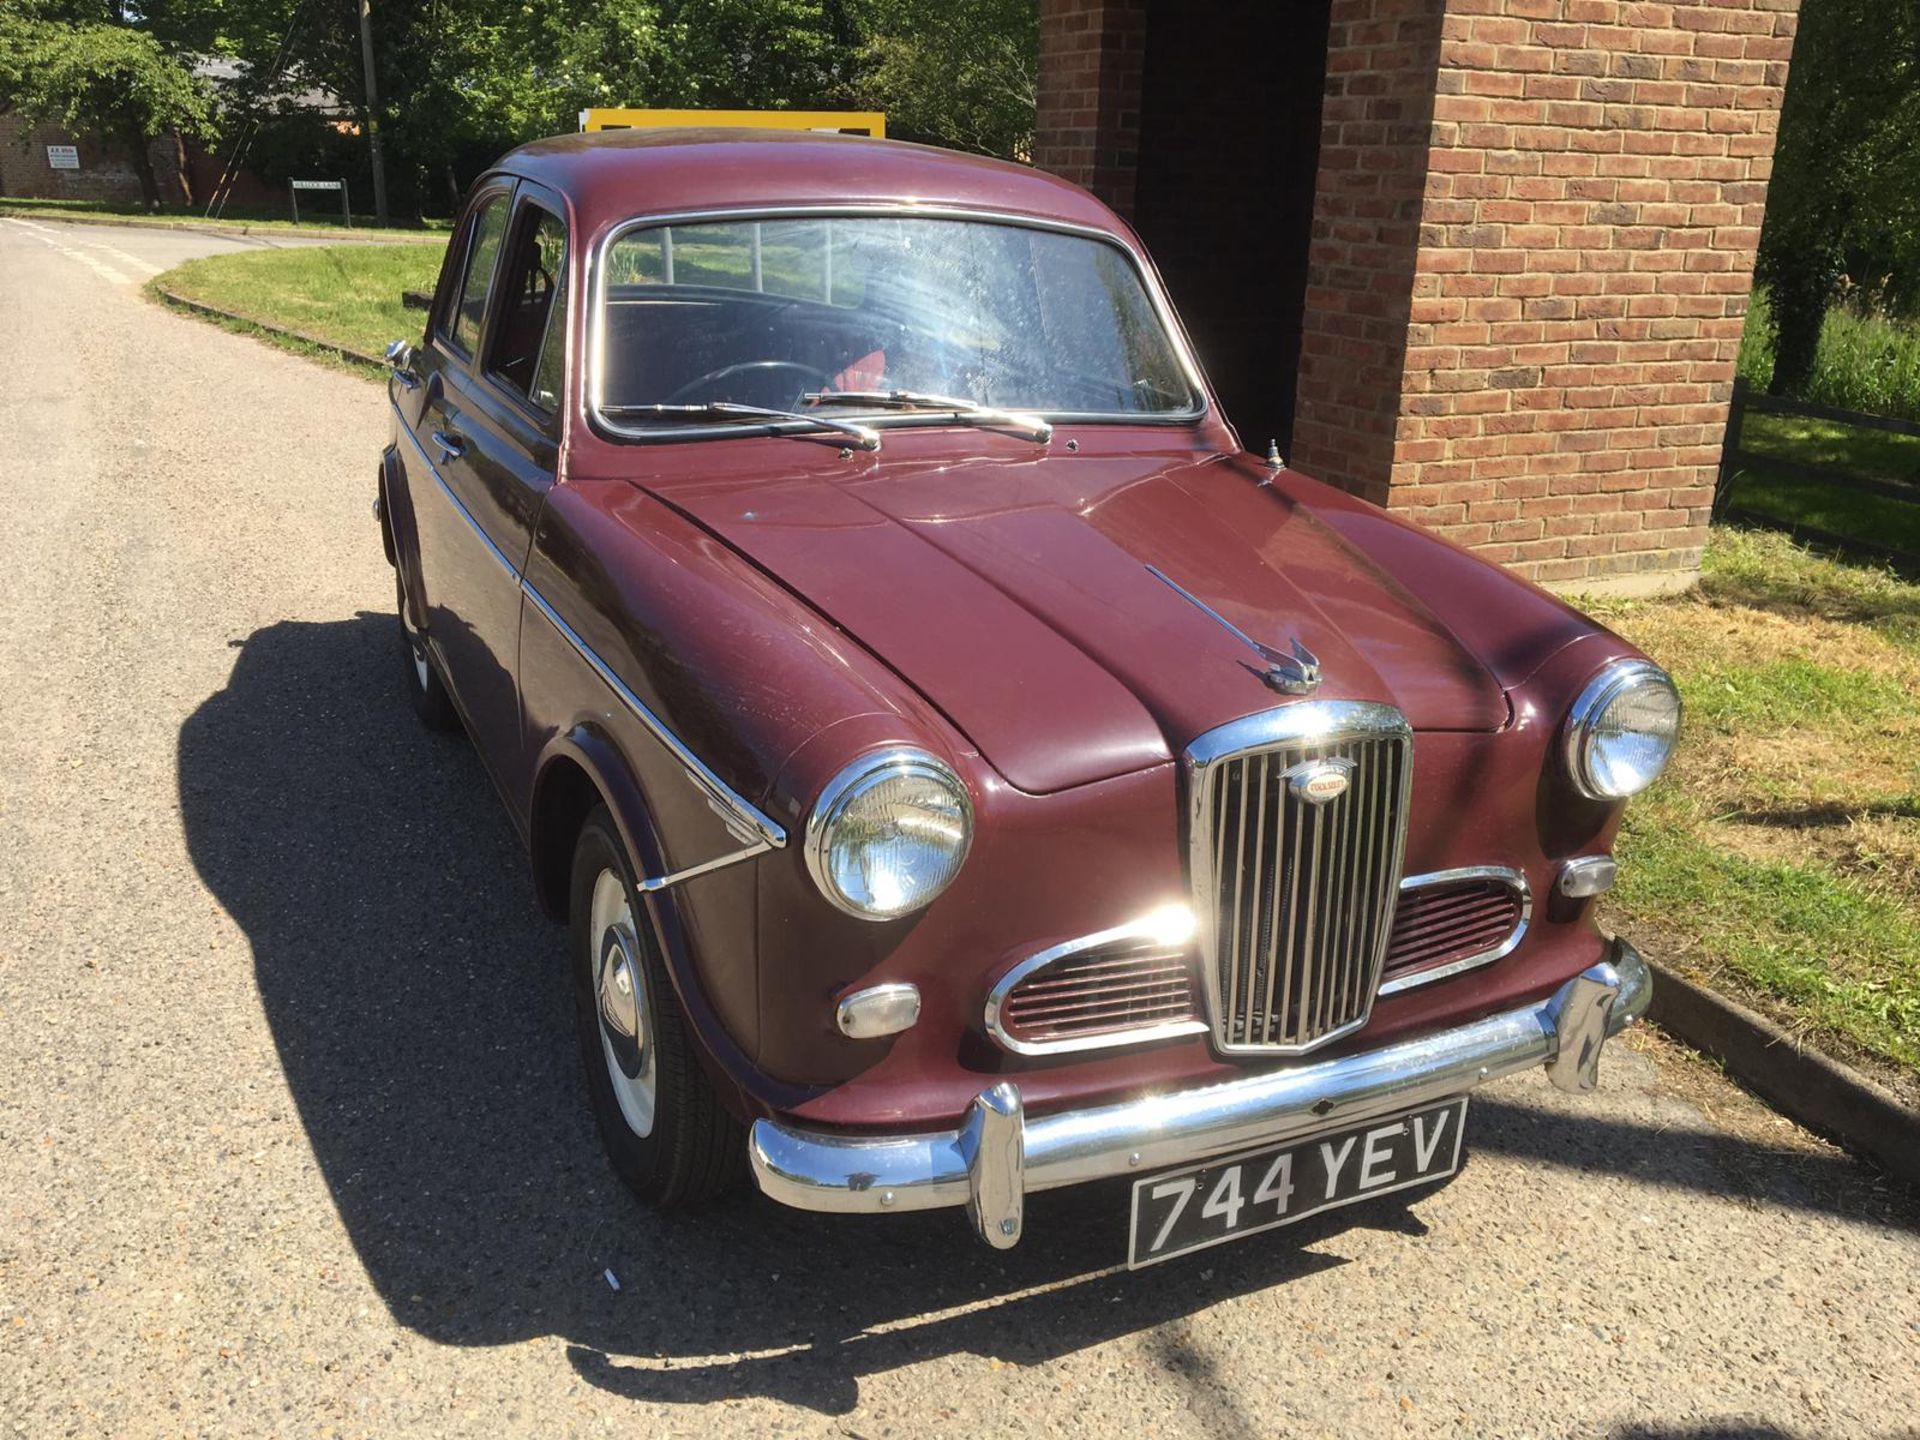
[1757, 0, 1920, 392]
[0, 9, 217, 208]
[0, 0, 1038, 217]
[856, 0, 1036, 159]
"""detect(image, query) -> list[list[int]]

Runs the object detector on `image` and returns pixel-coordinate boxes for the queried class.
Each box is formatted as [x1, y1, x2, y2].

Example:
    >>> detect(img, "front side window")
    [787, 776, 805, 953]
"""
[448, 194, 509, 356]
[488, 206, 568, 413]
[596, 216, 1198, 427]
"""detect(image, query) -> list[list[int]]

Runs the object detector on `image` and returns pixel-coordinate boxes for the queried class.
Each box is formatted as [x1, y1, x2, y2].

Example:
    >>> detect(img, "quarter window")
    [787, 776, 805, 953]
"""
[448, 195, 509, 356]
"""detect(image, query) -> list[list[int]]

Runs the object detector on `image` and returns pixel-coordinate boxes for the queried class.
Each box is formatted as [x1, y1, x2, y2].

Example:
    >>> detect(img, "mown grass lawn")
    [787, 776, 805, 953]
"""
[153, 244, 447, 365]
[1592, 530, 1920, 1097]
[0, 194, 451, 236]
[1725, 468, 1920, 557]
[1721, 406, 1920, 556]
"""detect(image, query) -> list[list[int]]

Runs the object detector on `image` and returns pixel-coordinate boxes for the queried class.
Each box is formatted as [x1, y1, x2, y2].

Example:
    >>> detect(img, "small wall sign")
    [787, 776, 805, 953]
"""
[46, 145, 80, 171]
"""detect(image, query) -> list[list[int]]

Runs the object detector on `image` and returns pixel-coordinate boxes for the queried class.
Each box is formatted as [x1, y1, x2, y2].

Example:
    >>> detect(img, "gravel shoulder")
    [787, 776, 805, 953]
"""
[1, 217, 1916, 1440]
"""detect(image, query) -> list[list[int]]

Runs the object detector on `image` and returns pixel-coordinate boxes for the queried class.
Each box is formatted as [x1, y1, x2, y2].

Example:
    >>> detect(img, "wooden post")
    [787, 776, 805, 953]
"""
[357, 0, 390, 224]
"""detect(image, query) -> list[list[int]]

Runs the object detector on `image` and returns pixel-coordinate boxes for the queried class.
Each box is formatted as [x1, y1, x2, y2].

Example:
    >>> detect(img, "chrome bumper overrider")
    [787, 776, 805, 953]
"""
[748, 939, 1651, 1249]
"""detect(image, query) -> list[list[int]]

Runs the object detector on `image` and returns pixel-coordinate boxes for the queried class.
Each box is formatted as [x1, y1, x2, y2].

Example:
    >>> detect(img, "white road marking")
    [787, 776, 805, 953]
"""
[64, 232, 166, 276]
[4, 217, 142, 284]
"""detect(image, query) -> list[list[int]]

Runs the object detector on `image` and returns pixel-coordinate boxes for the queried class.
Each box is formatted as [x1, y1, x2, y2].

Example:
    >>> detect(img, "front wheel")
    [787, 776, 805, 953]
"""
[569, 806, 744, 1208]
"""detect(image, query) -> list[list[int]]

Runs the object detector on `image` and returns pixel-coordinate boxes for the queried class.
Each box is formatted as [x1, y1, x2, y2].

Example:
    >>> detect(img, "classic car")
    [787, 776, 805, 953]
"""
[376, 128, 1675, 1267]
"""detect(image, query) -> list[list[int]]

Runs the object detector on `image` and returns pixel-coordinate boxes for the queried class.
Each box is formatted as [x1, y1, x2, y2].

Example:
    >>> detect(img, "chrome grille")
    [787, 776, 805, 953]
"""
[1187, 703, 1412, 1054]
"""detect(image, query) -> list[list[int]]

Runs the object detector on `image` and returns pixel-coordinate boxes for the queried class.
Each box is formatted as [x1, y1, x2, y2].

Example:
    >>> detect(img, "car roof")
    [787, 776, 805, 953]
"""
[492, 128, 1127, 240]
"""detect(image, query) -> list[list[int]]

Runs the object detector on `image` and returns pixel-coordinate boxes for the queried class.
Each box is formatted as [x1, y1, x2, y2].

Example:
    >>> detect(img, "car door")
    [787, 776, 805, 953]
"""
[409, 179, 570, 813]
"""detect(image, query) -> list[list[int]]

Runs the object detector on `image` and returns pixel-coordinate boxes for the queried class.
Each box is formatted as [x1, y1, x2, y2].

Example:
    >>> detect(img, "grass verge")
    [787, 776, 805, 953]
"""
[151, 243, 446, 369]
[1724, 470, 1920, 557]
[1739, 410, 1920, 486]
[0, 195, 450, 235]
[1592, 529, 1920, 1099]
[1721, 406, 1920, 560]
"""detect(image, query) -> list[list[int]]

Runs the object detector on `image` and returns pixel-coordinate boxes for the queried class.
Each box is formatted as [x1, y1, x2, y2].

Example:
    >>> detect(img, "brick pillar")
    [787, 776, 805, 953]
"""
[1034, 0, 1148, 216]
[1292, 0, 1799, 595]
[1290, 2, 1449, 511]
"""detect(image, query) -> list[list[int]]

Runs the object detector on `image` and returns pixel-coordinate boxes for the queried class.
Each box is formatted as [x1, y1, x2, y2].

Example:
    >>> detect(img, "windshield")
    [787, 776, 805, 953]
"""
[595, 215, 1200, 428]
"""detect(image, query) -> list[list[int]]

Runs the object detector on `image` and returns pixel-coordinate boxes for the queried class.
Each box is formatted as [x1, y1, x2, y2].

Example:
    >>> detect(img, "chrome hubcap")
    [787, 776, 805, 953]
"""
[589, 867, 656, 1137]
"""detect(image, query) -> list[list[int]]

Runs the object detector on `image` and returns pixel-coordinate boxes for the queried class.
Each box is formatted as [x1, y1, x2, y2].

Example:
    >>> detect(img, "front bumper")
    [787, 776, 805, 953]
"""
[749, 937, 1652, 1247]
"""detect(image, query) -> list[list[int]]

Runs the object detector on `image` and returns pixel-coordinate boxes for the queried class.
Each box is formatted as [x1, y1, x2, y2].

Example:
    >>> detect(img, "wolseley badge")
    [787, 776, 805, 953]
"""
[1285, 758, 1353, 805]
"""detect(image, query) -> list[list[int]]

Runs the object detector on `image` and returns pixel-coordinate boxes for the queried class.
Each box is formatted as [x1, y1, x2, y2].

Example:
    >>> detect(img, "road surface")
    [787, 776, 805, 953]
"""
[1, 218, 1916, 1439]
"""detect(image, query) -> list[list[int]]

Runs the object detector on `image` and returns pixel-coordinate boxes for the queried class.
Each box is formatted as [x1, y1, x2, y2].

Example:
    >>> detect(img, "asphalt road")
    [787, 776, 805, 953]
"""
[2, 218, 1917, 1440]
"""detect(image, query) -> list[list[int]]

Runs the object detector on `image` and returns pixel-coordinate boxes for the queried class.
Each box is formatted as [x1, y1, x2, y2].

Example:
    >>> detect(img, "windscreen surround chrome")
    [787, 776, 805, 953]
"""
[585, 205, 1212, 445]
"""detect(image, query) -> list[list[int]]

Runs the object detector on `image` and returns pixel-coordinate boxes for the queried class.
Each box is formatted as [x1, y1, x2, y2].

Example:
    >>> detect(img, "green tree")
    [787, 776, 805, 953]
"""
[852, 0, 1036, 159]
[1757, 0, 1920, 393]
[0, 9, 217, 210]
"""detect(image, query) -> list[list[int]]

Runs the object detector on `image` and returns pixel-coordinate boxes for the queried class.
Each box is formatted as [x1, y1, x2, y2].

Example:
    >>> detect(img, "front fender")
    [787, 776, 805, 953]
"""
[528, 723, 786, 1119]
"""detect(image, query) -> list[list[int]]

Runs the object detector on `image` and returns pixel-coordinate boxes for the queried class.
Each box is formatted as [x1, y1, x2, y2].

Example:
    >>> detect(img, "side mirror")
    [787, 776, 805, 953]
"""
[385, 339, 419, 390]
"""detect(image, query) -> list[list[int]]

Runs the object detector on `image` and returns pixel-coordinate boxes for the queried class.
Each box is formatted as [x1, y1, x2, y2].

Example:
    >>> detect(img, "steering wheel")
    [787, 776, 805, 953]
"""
[661, 360, 836, 408]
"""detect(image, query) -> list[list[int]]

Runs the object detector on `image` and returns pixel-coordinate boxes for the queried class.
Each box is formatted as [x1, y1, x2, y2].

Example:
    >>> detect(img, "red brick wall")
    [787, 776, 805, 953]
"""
[1035, 0, 1147, 215]
[1293, 0, 1798, 592]
[0, 116, 190, 206]
[1290, 2, 1450, 510]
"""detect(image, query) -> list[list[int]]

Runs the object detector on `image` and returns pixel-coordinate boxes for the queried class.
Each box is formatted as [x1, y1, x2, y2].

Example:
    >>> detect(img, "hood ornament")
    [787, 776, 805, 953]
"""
[1146, 565, 1322, 695]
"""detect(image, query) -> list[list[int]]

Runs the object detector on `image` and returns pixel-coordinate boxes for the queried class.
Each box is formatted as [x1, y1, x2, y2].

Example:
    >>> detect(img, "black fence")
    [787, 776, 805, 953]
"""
[1713, 378, 1920, 570]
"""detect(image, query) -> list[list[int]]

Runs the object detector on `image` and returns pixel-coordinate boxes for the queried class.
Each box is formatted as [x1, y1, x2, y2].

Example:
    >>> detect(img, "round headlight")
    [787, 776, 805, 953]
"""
[1563, 659, 1682, 800]
[804, 749, 973, 920]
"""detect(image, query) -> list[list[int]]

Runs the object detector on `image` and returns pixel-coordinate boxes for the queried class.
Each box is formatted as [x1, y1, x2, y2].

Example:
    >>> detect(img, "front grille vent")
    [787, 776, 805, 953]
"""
[995, 941, 1201, 1052]
[1189, 704, 1412, 1055]
[1379, 870, 1529, 994]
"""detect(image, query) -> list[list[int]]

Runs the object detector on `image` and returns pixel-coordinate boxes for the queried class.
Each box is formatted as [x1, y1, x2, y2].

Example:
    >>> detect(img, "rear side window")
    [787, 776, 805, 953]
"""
[448, 195, 509, 355]
[487, 206, 568, 413]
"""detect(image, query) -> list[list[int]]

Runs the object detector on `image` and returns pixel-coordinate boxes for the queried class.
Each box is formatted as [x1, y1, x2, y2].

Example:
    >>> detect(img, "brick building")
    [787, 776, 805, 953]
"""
[1035, 0, 1798, 594]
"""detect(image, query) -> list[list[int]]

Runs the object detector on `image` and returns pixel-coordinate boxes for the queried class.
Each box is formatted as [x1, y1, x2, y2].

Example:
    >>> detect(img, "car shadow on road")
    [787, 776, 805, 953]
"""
[179, 614, 1912, 1418]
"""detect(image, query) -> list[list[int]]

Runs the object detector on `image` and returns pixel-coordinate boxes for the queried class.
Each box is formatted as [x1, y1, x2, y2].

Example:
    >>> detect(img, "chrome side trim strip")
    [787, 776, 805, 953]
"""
[519, 583, 788, 853]
[983, 907, 1209, 1058]
[393, 404, 787, 880]
[1376, 865, 1533, 997]
[749, 939, 1652, 1234]
[586, 204, 1212, 444]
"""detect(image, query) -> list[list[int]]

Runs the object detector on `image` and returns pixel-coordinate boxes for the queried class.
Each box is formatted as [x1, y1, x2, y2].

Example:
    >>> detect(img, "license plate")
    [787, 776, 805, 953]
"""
[1127, 1097, 1467, 1268]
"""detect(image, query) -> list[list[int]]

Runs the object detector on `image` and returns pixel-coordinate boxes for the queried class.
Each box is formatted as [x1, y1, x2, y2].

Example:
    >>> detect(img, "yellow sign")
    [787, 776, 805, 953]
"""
[579, 108, 885, 137]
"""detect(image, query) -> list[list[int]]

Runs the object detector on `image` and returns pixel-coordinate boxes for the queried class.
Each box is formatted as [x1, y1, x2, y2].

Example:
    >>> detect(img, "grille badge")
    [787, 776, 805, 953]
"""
[1284, 757, 1353, 805]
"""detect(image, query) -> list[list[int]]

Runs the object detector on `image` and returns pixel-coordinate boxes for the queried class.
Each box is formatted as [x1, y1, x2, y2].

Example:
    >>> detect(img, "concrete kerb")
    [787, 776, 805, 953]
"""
[1645, 958, 1920, 1189]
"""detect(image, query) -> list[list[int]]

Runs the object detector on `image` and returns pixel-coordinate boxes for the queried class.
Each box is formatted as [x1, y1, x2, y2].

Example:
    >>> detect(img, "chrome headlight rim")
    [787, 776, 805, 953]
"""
[803, 747, 974, 921]
[1563, 658, 1682, 801]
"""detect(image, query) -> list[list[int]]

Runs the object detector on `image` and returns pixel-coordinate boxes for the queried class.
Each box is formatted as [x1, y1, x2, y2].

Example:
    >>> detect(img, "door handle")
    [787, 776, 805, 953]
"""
[430, 429, 466, 463]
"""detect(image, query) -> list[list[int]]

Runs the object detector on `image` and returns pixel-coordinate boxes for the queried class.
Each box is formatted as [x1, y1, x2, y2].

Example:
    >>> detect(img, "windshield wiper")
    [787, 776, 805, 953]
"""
[600, 401, 880, 451]
[802, 389, 1053, 444]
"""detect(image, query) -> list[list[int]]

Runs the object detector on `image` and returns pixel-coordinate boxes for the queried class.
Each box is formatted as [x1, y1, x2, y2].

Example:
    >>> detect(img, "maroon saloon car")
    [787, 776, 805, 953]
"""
[376, 129, 1675, 1267]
